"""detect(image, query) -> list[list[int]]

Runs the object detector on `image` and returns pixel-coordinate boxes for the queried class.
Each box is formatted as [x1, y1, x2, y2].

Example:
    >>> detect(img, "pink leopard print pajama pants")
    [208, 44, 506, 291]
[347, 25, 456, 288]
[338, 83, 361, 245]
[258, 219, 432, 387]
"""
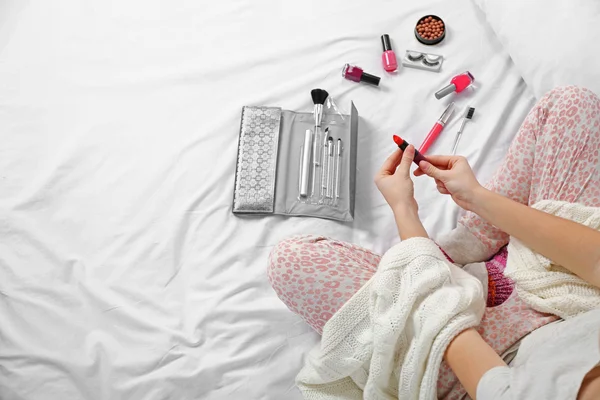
[267, 86, 600, 398]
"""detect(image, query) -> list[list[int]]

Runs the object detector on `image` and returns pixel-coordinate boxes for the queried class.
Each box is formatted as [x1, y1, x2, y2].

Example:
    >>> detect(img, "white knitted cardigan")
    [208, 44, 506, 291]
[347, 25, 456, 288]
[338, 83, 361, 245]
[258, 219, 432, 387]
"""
[296, 237, 486, 400]
[296, 200, 600, 400]
[505, 200, 600, 319]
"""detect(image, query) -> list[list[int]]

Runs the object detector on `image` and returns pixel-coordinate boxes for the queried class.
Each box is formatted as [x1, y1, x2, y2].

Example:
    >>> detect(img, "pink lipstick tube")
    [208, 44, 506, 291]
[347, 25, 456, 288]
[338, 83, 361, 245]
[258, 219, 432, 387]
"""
[418, 102, 455, 154]
[381, 34, 398, 72]
[342, 64, 381, 86]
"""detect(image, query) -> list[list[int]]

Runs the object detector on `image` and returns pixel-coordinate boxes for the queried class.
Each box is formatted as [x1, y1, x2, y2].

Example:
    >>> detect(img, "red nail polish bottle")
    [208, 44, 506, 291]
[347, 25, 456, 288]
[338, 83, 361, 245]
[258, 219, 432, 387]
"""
[381, 34, 397, 72]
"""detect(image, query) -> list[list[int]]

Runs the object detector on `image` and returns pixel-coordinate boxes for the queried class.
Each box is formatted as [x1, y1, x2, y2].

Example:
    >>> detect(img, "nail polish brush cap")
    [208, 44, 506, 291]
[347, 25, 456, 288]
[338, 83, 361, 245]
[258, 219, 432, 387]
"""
[381, 34, 393, 51]
[361, 71, 381, 86]
[435, 84, 456, 99]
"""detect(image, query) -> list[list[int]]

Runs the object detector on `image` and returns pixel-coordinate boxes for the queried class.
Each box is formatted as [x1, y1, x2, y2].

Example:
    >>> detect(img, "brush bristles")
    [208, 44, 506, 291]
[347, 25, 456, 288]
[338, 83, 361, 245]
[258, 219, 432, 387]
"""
[465, 107, 475, 119]
[311, 88, 329, 105]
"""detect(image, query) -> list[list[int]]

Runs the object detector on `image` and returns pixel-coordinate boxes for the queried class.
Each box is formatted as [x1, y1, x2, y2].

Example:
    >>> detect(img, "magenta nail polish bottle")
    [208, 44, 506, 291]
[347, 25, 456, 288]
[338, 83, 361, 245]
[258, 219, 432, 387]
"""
[342, 64, 381, 86]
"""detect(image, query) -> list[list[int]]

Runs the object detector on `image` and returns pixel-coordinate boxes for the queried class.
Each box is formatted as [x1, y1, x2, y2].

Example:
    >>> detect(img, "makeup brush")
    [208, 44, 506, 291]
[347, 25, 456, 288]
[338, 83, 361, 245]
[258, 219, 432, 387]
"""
[311, 88, 329, 126]
[326, 136, 334, 199]
[311, 88, 329, 159]
[320, 127, 330, 199]
[310, 88, 329, 197]
[451, 107, 475, 155]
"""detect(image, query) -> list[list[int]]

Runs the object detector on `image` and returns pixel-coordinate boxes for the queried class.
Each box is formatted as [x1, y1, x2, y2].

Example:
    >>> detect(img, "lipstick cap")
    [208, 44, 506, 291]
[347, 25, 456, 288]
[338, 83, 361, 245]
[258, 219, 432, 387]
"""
[439, 102, 455, 125]
[381, 34, 392, 51]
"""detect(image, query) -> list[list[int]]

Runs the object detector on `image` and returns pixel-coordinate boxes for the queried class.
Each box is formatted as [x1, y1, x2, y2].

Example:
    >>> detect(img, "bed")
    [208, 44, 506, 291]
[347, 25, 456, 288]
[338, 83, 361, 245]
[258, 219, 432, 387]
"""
[1, 0, 598, 399]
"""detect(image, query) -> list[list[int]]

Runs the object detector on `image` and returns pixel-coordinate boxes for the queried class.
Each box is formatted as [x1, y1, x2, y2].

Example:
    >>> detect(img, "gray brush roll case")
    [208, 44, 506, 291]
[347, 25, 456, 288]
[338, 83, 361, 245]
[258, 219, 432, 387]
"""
[232, 103, 358, 221]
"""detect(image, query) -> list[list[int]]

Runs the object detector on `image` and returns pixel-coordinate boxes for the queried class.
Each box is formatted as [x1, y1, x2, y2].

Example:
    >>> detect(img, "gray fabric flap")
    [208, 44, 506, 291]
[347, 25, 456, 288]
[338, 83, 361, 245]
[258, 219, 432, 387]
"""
[232, 106, 282, 214]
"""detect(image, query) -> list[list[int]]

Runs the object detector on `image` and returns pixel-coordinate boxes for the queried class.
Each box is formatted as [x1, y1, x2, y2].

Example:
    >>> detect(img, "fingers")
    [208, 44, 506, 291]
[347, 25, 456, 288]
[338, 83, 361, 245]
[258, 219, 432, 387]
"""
[377, 149, 403, 177]
[398, 145, 415, 175]
[422, 155, 456, 170]
[418, 160, 442, 180]
[435, 179, 450, 195]
[415, 166, 450, 194]
[414, 154, 462, 176]
[437, 185, 450, 195]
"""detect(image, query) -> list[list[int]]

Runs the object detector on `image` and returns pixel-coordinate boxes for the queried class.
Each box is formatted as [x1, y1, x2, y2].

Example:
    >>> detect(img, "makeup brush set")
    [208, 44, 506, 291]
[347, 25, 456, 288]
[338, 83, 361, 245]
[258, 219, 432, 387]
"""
[299, 89, 345, 207]
[232, 94, 359, 222]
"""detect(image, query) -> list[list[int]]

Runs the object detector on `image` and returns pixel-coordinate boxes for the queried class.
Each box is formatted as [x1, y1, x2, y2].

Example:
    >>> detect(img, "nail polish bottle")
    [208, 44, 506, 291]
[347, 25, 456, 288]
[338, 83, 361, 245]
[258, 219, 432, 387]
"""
[435, 71, 475, 99]
[381, 34, 397, 72]
[342, 64, 381, 86]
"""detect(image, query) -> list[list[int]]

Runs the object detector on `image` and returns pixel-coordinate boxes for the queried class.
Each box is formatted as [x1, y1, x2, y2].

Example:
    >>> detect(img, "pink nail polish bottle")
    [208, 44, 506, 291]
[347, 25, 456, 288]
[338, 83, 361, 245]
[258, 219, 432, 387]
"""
[381, 34, 397, 72]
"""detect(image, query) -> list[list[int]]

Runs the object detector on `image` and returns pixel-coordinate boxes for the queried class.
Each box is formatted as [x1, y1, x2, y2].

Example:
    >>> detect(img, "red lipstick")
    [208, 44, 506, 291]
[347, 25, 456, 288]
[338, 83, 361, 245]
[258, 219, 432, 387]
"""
[418, 102, 455, 154]
[381, 34, 398, 72]
[393, 135, 427, 165]
[435, 71, 475, 99]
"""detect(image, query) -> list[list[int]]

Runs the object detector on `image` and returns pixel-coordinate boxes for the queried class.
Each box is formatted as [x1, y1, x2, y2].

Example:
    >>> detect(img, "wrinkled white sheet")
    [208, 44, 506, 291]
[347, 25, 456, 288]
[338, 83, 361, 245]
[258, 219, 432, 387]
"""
[0, 0, 535, 399]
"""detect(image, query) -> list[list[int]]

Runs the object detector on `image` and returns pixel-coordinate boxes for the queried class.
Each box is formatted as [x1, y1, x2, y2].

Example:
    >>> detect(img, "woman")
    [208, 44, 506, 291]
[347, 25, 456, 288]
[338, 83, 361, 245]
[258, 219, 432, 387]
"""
[268, 86, 600, 399]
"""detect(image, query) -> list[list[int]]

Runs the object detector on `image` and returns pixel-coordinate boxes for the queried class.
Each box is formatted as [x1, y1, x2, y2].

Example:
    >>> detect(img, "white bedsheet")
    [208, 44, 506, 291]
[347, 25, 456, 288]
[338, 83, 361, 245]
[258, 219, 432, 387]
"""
[0, 0, 535, 399]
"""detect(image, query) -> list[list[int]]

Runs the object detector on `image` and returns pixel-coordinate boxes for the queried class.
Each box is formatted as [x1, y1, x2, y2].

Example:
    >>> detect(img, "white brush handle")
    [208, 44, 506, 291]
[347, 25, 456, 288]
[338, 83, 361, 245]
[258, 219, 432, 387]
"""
[326, 142, 334, 199]
[320, 146, 328, 197]
[451, 132, 462, 155]
[334, 140, 342, 201]
[310, 126, 320, 197]
[300, 129, 312, 197]
[451, 120, 468, 155]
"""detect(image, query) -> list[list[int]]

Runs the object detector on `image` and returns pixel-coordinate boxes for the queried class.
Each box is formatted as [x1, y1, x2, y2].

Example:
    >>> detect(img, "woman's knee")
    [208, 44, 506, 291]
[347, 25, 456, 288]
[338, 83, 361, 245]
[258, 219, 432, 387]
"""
[542, 86, 600, 111]
[535, 86, 600, 146]
[267, 235, 321, 293]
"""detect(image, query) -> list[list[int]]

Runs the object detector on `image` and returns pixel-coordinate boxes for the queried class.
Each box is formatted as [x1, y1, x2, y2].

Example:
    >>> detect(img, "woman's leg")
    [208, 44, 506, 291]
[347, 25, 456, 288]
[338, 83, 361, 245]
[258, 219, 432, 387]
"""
[439, 86, 600, 264]
[267, 234, 380, 334]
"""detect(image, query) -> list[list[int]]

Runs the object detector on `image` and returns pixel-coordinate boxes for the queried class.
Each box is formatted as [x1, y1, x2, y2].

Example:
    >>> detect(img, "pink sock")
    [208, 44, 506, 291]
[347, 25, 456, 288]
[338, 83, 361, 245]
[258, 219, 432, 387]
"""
[485, 246, 514, 307]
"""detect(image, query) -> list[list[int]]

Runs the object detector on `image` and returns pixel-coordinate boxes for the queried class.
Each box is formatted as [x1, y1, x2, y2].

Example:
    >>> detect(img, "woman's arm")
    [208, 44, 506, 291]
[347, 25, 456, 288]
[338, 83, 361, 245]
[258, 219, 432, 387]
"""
[417, 155, 600, 289]
[376, 150, 506, 397]
[471, 187, 600, 288]
[444, 328, 507, 399]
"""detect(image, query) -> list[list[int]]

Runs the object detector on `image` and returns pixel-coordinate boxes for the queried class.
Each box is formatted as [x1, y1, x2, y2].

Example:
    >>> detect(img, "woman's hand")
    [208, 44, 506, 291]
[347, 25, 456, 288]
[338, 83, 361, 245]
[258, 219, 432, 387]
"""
[375, 145, 428, 240]
[375, 145, 419, 215]
[414, 155, 484, 211]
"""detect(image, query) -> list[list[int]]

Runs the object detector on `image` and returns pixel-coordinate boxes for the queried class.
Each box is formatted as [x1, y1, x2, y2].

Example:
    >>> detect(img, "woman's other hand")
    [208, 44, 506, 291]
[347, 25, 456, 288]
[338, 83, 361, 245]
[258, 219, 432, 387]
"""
[375, 145, 428, 240]
[414, 155, 483, 211]
[375, 145, 419, 215]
